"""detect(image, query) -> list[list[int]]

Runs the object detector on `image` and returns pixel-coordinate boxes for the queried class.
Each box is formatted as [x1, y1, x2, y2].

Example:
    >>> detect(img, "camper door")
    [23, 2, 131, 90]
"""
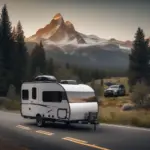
[29, 85, 38, 116]
[21, 88, 30, 116]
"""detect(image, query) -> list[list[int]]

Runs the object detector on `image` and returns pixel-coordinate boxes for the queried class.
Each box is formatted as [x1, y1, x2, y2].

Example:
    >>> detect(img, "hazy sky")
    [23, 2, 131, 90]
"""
[0, 0, 150, 41]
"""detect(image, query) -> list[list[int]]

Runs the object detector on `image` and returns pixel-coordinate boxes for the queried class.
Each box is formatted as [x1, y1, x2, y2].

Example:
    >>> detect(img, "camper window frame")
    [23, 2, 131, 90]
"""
[32, 87, 37, 100]
[42, 91, 64, 103]
[22, 89, 29, 100]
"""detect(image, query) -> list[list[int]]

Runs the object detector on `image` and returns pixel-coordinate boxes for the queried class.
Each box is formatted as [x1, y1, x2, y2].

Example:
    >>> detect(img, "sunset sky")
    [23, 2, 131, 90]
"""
[0, 0, 150, 41]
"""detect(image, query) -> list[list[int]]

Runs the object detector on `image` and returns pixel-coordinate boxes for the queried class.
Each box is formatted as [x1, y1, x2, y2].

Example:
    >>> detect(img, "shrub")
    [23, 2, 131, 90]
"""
[7, 84, 16, 100]
[131, 81, 150, 108]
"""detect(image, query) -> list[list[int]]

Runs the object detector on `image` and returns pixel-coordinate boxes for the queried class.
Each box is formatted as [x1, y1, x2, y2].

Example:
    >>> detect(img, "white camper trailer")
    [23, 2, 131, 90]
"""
[20, 76, 99, 130]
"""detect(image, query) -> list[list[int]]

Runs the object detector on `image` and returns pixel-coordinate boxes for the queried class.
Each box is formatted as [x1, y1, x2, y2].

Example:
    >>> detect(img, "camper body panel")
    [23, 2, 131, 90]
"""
[60, 84, 99, 122]
[21, 82, 70, 121]
[69, 102, 98, 121]
[37, 83, 70, 120]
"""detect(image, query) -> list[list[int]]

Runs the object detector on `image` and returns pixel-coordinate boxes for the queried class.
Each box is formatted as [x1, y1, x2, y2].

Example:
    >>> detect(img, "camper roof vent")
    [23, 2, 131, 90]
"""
[33, 75, 57, 82]
[60, 80, 77, 84]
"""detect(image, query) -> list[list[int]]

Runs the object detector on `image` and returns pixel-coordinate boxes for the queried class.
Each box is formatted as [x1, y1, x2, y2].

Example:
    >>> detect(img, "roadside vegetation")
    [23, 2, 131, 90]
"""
[99, 93, 150, 128]
[90, 74, 150, 128]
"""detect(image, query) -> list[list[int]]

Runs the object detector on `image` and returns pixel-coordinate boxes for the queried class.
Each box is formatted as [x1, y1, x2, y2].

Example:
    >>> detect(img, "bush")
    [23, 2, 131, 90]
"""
[7, 84, 16, 100]
[131, 81, 150, 108]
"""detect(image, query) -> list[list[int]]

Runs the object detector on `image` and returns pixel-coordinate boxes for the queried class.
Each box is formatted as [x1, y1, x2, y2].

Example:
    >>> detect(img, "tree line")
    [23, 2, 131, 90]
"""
[0, 5, 27, 95]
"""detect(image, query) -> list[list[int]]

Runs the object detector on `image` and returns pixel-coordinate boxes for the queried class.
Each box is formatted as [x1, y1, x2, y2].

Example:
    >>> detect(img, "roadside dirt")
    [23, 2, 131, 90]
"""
[0, 137, 29, 150]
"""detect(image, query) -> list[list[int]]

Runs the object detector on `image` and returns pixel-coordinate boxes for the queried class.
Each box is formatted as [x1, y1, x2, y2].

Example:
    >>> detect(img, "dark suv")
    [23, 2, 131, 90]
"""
[104, 84, 126, 97]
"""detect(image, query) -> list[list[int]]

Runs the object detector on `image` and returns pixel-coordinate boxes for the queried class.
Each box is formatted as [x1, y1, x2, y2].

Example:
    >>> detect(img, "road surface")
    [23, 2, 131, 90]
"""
[0, 110, 150, 150]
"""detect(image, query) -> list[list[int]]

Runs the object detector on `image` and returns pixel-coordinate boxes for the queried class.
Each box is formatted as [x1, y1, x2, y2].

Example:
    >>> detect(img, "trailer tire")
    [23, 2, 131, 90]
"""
[36, 114, 45, 127]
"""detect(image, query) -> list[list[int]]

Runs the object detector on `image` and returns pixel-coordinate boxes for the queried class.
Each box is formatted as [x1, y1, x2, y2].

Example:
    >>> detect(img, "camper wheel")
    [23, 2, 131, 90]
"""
[36, 114, 45, 127]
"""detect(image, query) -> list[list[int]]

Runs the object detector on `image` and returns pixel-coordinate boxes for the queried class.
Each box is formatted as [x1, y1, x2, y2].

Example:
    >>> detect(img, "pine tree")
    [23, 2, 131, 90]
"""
[92, 69, 100, 80]
[46, 58, 54, 75]
[11, 26, 17, 83]
[13, 21, 28, 92]
[65, 62, 70, 69]
[39, 41, 46, 73]
[0, 4, 13, 93]
[0, 51, 7, 96]
[12, 26, 17, 41]
[30, 41, 46, 77]
[1, 4, 12, 66]
[16, 21, 28, 74]
[128, 27, 150, 91]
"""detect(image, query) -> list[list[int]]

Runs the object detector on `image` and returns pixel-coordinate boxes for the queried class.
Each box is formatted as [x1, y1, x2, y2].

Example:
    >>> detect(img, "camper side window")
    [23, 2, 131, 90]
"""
[32, 87, 36, 99]
[42, 91, 62, 102]
[22, 90, 29, 100]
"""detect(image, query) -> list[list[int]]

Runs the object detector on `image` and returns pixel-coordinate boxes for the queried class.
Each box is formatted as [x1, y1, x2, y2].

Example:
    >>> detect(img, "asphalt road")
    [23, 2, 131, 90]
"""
[0, 110, 150, 150]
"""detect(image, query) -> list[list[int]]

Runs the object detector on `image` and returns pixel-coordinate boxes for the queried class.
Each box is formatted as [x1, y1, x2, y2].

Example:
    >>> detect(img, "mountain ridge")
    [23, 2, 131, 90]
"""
[26, 13, 133, 49]
[27, 13, 86, 44]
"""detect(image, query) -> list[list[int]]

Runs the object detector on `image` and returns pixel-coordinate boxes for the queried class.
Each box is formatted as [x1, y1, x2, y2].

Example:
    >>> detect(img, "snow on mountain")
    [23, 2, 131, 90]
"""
[27, 13, 86, 44]
[26, 13, 132, 54]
